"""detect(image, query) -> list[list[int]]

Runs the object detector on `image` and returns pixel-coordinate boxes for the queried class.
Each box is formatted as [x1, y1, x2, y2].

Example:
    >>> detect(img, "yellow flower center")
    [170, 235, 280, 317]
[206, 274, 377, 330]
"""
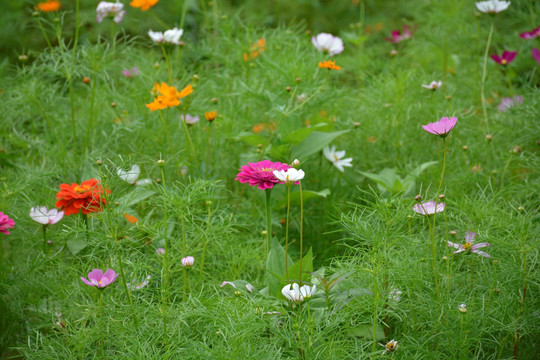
[501, 59, 507, 65]
[98, 280, 102, 284]
[463, 242, 472, 250]
[73, 185, 91, 194]
[333, 155, 339, 162]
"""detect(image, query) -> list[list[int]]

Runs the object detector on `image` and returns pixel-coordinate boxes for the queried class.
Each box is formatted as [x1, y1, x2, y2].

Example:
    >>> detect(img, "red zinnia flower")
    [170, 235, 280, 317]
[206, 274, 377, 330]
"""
[55, 179, 107, 215]
[235, 160, 291, 190]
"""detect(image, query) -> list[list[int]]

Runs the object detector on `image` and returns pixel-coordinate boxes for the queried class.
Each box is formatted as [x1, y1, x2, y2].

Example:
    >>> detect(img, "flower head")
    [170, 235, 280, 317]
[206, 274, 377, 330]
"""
[383, 340, 398, 353]
[281, 283, 304, 303]
[519, 25, 540, 39]
[181, 114, 200, 125]
[476, 0, 510, 14]
[117, 165, 152, 185]
[235, 160, 291, 190]
[323, 146, 353, 172]
[55, 179, 107, 216]
[127, 275, 151, 290]
[385, 25, 414, 43]
[459, 303, 467, 313]
[181, 256, 194, 268]
[491, 51, 517, 65]
[422, 116, 457, 138]
[148, 28, 183, 45]
[96, 1, 126, 24]
[498, 95, 523, 112]
[311, 33, 344, 56]
[29, 206, 64, 225]
[130, 0, 158, 11]
[318, 60, 341, 70]
[122, 67, 139, 78]
[389, 288, 402, 302]
[243, 38, 266, 61]
[532, 48, 540, 65]
[413, 201, 445, 215]
[299, 284, 316, 300]
[205, 111, 217, 122]
[448, 232, 491, 258]
[123, 213, 139, 224]
[273, 168, 305, 185]
[81, 269, 118, 289]
[422, 81, 442, 90]
[0, 212, 15, 235]
[156, 247, 165, 255]
[36, 0, 61, 12]
[146, 82, 192, 111]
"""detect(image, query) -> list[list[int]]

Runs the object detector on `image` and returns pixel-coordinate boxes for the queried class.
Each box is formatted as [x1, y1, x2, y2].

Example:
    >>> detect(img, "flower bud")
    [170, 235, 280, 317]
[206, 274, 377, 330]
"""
[438, 194, 445, 200]
[111, 102, 117, 108]
[414, 194, 422, 202]
[517, 206, 524, 212]
[353, 122, 361, 127]
[485, 134, 493, 142]
[291, 159, 300, 167]
[285, 86, 291, 92]
[47, 240, 54, 245]
[155, 178, 162, 183]
[459, 304, 467, 313]
[390, 49, 398, 56]
[192, 74, 200, 82]
[18, 54, 28, 62]
[462, 145, 468, 151]
[211, 97, 218, 104]
[449, 230, 457, 236]
[95, 159, 103, 166]
[82, 77, 91, 84]
[114, 201, 120, 206]
[261, 230, 268, 236]
[181, 256, 194, 268]
[295, 77, 301, 83]
[157, 159, 165, 167]
[442, 256, 447, 261]
[512, 145, 522, 154]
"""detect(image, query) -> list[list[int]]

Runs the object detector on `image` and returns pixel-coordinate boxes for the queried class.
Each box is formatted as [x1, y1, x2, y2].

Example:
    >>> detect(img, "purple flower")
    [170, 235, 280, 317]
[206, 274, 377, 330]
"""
[532, 48, 540, 65]
[81, 269, 118, 288]
[181, 256, 194, 268]
[491, 51, 518, 65]
[448, 232, 491, 258]
[498, 95, 523, 112]
[385, 25, 415, 43]
[0, 212, 15, 234]
[413, 201, 445, 215]
[519, 25, 540, 39]
[422, 116, 457, 138]
[122, 67, 139, 78]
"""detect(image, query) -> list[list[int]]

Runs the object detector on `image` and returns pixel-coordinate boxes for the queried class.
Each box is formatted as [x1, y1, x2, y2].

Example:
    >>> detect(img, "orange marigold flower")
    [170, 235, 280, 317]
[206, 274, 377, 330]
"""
[318, 60, 341, 70]
[146, 82, 192, 111]
[35, 0, 61, 12]
[205, 111, 217, 122]
[130, 0, 158, 11]
[243, 38, 266, 61]
[123, 213, 139, 224]
[55, 179, 107, 216]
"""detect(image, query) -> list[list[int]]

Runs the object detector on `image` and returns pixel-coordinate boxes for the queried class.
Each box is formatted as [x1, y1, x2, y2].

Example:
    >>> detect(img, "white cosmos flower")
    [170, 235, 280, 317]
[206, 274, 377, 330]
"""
[323, 145, 353, 172]
[299, 284, 316, 300]
[117, 165, 152, 185]
[29, 206, 64, 225]
[476, 0, 510, 13]
[273, 168, 305, 184]
[127, 275, 151, 290]
[96, 1, 126, 24]
[149, 28, 184, 45]
[282, 283, 304, 303]
[412, 201, 445, 215]
[311, 33, 344, 56]
[148, 30, 164, 43]
[421, 81, 442, 90]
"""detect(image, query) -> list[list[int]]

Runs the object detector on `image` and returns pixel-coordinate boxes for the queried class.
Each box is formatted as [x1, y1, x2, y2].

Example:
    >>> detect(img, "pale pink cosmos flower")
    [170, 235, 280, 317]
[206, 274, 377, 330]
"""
[476, 0, 510, 14]
[447, 231, 492, 258]
[0, 211, 15, 235]
[422, 81, 442, 90]
[498, 95, 523, 112]
[181, 256, 194, 268]
[491, 51, 518, 66]
[181, 114, 200, 125]
[385, 25, 414, 43]
[519, 25, 540, 39]
[532, 48, 540, 65]
[413, 201, 445, 215]
[81, 269, 118, 288]
[422, 116, 457, 138]
[156, 248, 165, 255]
[29, 206, 64, 225]
[122, 67, 139, 78]
[311, 33, 344, 56]
[273, 168, 305, 185]
[235, 160, 291, 190]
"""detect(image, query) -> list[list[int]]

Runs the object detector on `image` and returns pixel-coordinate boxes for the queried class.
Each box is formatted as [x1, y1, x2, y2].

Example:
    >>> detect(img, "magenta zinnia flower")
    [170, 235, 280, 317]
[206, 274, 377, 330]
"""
[81, 269, 118, 289]
[422, 116, 457, 138]
[448, 232, 491, 258]
[0, 211, 15, 235]
[385, 25, 414, 43]
[491, 51, 517, 65]
[413, 201, 445, 215]
[532, 48, 540, 65]
[235, 160, 291, 190]
[519, 25, 540, 40]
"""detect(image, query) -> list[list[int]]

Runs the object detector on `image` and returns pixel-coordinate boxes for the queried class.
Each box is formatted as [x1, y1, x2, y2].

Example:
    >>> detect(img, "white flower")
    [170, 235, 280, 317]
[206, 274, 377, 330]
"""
[181, 114, 200, 125]
[127, 275, 151, 290]
[311, 33, 344, 56]
[117, 165, 152, 185]
[220, 281, 236, 289]
[476, 0, 510, 13]
[323, 145, 353, 172]
[383, 340, 398, 353]
[148, 30, 164, 43]
[96, 1, 126, 24]
[299, 284, 316, 300]
[421, 81, 442, 90]
[273, 168, 305, 184]
[282, 283, 304, 303]
[29, 206, 64, 225]
[389, 288, 402, 302]
[149, 28, 184, 45]
[181, 256, 195, 268]
[412, 201, 445, 215]
[246, 283, 254, 293]
[459, 303, 467, 313]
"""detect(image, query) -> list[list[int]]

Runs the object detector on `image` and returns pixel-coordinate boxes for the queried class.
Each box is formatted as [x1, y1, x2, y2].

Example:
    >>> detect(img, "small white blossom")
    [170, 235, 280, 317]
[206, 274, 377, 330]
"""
[282, 283, 304, 303]
[127, 275, 151, 290]
[117, 165, 152, 185]
[149, 28, 184, 45]
[323, 145, 353, 172]
[96, 1, 126, 24]
[422, 81, 442, 90]
[311, 33, 344, 56]
[476, 0, 510, 14]
[29, 207, 64, 225]
[273, 168, 305, 184]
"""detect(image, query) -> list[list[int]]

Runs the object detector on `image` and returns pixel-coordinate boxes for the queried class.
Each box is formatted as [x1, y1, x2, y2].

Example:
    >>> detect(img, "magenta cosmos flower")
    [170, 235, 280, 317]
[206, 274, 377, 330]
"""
[385, 25, 414, 43]
[519, 25, 540, 39]
[235, 160, 291, 190]
[0, 211, 15, 235]
[422, 116, 457, 138]
[81, 269, 118, 289]
[413, 201, 445, 215]
[491, 51, 517, 65]
[532, 48, 540, 65]
[447, 231, 492, 258]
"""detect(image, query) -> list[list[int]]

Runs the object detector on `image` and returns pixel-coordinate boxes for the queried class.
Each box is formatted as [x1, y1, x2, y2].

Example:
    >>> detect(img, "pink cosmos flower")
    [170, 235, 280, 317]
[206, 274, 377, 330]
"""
[519, 25, 540, 39]
[181, 256, 194, 268]
[413, 201, 445, 215]
[422, 116, 457, 138]
[81, 269, 118, 288]
[235, 160, 291, 190]
[447, 232, 491, 258]
[498, 95, 523, 112]
[122, 67, 139, 78]
[491, 51, 518, 65]
[422, 81, 442, 90]
[0, 212, 15, 235]
[385, 25, 415, 43]
[156, 247, 165, 255]
[532, 48, 540, 65]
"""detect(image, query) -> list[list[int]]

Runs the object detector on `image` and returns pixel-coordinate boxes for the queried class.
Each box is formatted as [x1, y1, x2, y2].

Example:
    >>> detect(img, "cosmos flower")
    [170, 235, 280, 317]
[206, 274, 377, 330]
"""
[117, 165, 152, 185]
[299, 284, 316, 300]
[29, 206, 64, 225]
[413, 201, 445, 215]
[148, 28, 183, 45]
[318, 60, 341, 70]
[311, 33, 344, 56]
[127, 275, 151, 290]
[519, 25, 540, 39]
[122, 67, 139, 78]
[447, 232, 492, 258]
[475, 0, 510, 14]
[181, 114, 200, 125]
[96, 1, 126, 24]
[146, 82, 193, 111]
[156, 248, 165, 255]
[181, 256, 194, 268]
[281, 283, 304, 303]
[273, 168, 305, 185]
[220, 281, 255, 293]
[205, 111, 217, 122]
[491, 51, 517, 65]
[235, 160, 291, 190]
[421, 116, 457, 138]
[458, 303, 467, 313]
[55, 179, 107, 216]
[532, 48, 540, 65]
[0, 212, 15, 235]
[243, 38, 266, 61]
[383, 340, 398, 353]
[323, 146, 353, 172]
[35, 0, 61, 12]
[130, 0, 158, 11]
[81, 269, 118, 289]
[385, 25, 414, 43]
[422, 80, 442, 90]
[498, 95, 523, 112]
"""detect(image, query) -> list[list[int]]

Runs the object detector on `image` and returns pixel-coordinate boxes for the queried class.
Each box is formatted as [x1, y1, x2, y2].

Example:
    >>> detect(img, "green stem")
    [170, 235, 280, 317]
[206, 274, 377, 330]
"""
[183, 270, 187, 302]
[199, 205, 211, 277]
[73, 0, 80, 56]
[161, 45, 172, 84]
[299, 181, 304, 286]
[116, 248, 138, 329]
[264, 189, 272, 259]
[68, 80, 77, 145]
[98, 290, 103, 358]
[37, 16, 54, 54]
[42, 225, 48, 254]
[205, 123, 213, 176]
[419, 203, 440, 300]
[285, 185, 291, 282]
[180, 0, 189, 29]
[181, 110, 196, 165]
[159, 110, 174, 154]
[480, 21, 494, 132]
[486, 141, 490, 172]
[160, 165, 169, 334]
[83, 77, 97, 156]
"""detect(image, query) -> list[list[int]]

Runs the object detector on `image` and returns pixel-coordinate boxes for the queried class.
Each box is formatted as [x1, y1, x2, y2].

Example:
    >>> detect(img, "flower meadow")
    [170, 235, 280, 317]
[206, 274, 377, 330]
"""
[0, 0, 539, 359]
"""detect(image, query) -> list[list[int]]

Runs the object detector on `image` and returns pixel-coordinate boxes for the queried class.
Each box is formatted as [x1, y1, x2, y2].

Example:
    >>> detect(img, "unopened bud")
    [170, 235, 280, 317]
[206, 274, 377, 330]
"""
[414, 195, 422, 202]
[157, 159, 165, 167]
[295, 77, 301, 83]
[95, 159, 103, 166]
[517, 206, 524, 212]
[442, 256, 447, 261]
[47, 240, 53, 245]
[280, 218, 286, 225]
[205, 200, 212, 206]
[178, 41, 185, 47]
[111, 102, 116, 108]
[512, 145, 522, 154]
[485, 134, 493, 142]
[438, 194, 445, 200]
[353, 122, 361, 127]
[390, 49, 398, 56]
[492, 259, 499, 264]
[82, 76, 90, 84]
[211, 97, 218, 103]
[285, 86, 291, 92]
[462, 145, 468, 151]
[261, 230, 268, 236]
[156, 178, 162, 183]
[18, 54, 28, 62]
[192, 74, 200, 82]
[493, 288, 500, 293]
[445, 95, 452, 100]
[153, 62, 160, 68]
[114, 201, 120, 206]
[449, 230, 457, 236]
[291, 159, 300, 167]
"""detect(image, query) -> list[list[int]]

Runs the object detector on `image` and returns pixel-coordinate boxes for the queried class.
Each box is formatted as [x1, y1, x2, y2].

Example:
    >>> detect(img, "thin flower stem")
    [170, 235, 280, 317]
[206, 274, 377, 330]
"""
[160, 166, 169, 334]
[98, 290, 103, 358]
[180, 0, 189, 30]
[83, 76, 97, 156]
[299, 181, 304, 286]
[485, 141, 490, 172]
[161, 45, 172, 84]
[37, 16, 54, 55]
[264, 189, 272, 259]
[480, 21, 494, 131]
[42, 225, 48, 254]
[68, 81, 77, 145]
[436, 138, 447, 200]
[115, 248, 138, 329]
[205, 122, 213, 176]
[199, 205, 211, 277]
[183, 270, 187, 302]
[419, 203, 440, 300]
[73, 0, 80, 57]
[181, 108, 196, 166]
[159, 110, 174, 154]
[285, 185, 291, 282]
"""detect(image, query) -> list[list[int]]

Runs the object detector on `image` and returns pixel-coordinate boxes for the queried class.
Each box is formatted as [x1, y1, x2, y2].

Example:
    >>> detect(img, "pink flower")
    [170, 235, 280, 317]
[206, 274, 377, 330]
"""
[491, 51, 518, 65]
[385, 25, 415, 43]
[413, 201, 445, 215]
[421, 81, 442, 90]
[519, 25, 540, 39]
[532, 48, 540, 65]
[181, 256, 194, 268]
[422, 116, 457, 138]
[81, 269, 118, 288]
[0, 212, 15, 235]
[122, 67, 139, 78]
[498, 95, 523, 112]
[156, 247, 165, 255]
[448, 232, 491, 258]
[235, 160, 291, 190]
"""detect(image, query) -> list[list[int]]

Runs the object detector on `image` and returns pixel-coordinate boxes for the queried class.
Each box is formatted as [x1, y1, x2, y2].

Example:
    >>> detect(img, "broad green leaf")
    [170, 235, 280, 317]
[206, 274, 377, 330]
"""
[280, 248, 313, 285]
[238, 133, 267, 147]
[116, 187, 155, 208]
[274, 189, 330, 209]
[347, 324, 386, 341]
[291, 130, 349, 160]
[266, 238, 293, 298]
[284, 123, 332, 145]
[410, 161, 438, 177]
[67, 237, 87, 255]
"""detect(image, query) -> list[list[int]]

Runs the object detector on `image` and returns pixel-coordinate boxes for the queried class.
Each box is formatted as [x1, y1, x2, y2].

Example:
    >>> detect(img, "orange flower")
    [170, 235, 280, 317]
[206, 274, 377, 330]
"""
[252, 123, 266, 134]
[205, 111, 217, 122]
[318, 60, 341, 70]
[35, 0, 61, 12]
[123, 213, 139, 224]
[146, 82, 192, 111]
[243, 38, 266, 61]
[130, 0, 158, 11]
[55, 179, 107, 216]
